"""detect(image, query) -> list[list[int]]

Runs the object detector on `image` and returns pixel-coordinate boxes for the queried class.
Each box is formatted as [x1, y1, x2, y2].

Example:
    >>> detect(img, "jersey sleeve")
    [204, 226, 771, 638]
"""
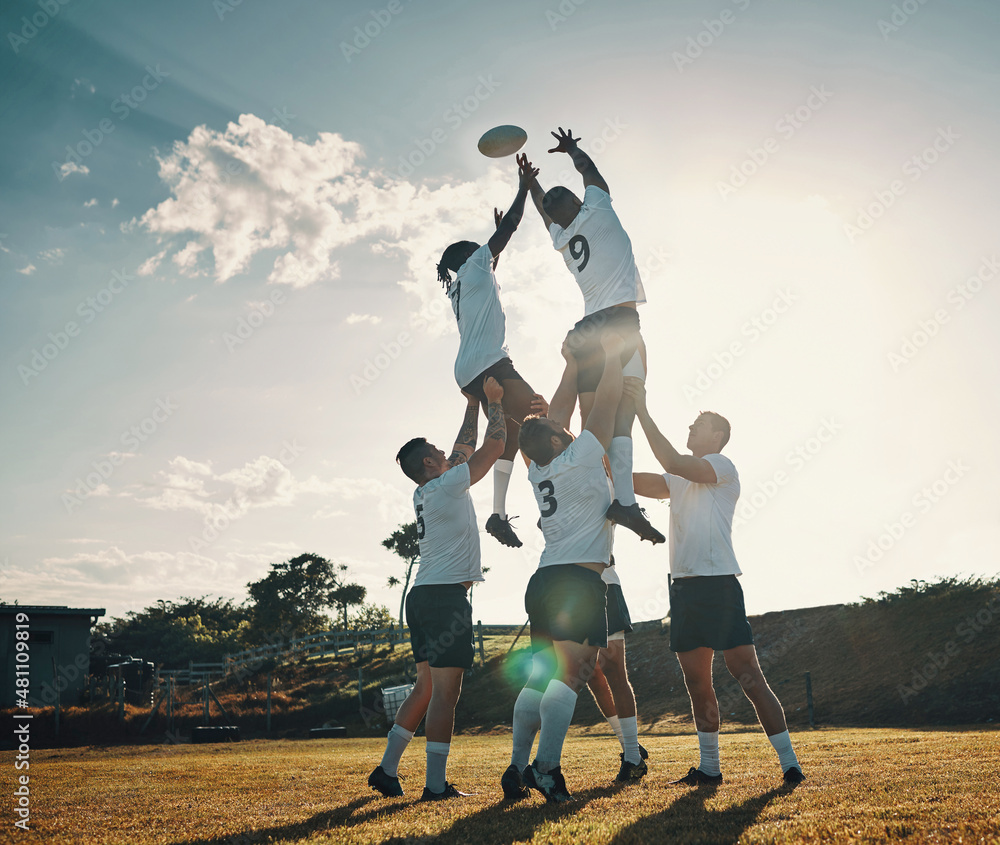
[661, 472, 672, 493]
[568, 430, 607, 467]
[703, 453, 736, 485]
[458, 244, 495, 287]
[583, 184, 613, 210]
[439, 462, 472, 497]
[548, 221, 565, 245]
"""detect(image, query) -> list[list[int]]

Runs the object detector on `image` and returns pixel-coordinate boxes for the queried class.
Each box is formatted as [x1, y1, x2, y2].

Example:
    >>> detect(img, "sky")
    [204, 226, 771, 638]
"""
[1, 0, 999, 630]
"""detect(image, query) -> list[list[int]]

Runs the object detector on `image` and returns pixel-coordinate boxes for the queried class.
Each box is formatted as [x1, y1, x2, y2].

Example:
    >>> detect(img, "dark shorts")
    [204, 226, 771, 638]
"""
[461, 357, 529, 411]
[526, 564, 608, 650]
[605, 582, 633, 636]
[405, 584, 475, 669]
[668, 575, 755, 653]
[565, 306, 642, 393]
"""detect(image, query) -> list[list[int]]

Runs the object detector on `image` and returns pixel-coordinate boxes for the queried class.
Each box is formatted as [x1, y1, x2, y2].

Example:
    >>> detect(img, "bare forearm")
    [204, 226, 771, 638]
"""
[529, 181, 548, 221]
[637, 409, 682, 472]
[449, 401, 480, 464]
[548, 363, 578, 429]
[484, 399, 506, 448]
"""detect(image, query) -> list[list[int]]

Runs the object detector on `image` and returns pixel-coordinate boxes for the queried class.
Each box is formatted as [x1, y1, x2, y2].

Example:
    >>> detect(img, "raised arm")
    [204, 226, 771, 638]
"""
[488, 154, 538, 259]
[623, 380, 718, 483]
[528, 175, 553, 229]
[583, 332, 625, 451]
[548, 126, 610, 193]
[465, 377, 507, 485]
[634, 472, 670, 499]
[447, 393, 481, 467]
[546, 339, 578, 430]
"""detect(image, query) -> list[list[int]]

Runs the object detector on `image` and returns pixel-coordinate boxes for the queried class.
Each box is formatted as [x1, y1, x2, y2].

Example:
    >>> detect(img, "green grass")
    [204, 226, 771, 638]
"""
[3, 727, 999, 844]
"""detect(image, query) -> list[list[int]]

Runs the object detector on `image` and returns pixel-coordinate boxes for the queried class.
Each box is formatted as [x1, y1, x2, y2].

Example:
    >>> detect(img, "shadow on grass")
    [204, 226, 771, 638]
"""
[608, 784, 786, 845]
[166, 795, 409, 845]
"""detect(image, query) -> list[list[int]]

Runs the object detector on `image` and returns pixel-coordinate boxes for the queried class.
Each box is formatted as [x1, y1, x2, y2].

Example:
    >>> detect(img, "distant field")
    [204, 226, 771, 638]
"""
[2, 727, 998, 844]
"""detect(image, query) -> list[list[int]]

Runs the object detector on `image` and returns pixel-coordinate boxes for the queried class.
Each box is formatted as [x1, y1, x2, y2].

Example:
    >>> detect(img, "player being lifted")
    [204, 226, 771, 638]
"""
[437, 153, 547, 550]
[369, 378, 507, 801]
[502, 331, 646, 805]
[528, 127, 663, 544]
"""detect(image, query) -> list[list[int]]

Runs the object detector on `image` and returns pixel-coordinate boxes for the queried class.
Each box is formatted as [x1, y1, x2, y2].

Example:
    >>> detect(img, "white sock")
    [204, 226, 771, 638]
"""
[511, 687, 543, 769]
[379, 724, 413, 777]
[493, 459, 514, 516]
[535, 679, 578, 773]
[425, 741, 450, 793]
[620, 715, 641, 765]
[698, 730, 721, 776]
[606, 713, 624, 748]
[608, 437, 636, 506]
[768, 730, 799, 771]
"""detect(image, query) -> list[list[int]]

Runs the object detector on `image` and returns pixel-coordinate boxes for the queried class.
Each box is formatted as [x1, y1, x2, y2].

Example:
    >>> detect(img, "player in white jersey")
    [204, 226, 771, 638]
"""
[368, 377, 507, 802]
[584, 562, 649, 775]
[526, 127, 664, 546]
[626, 380, 805, 787]
[437, 154, 547, 550]
[501, 330, 646, 805]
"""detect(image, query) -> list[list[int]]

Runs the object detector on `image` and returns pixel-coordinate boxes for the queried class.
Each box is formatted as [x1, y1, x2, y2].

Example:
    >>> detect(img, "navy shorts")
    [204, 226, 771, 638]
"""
[461, 357, 529, 411]
[668, 575, 755, 653]
[526, 564, 608, 650]
[605, 582, 633, 636]
[405, 584, 474, 669]
[564, 306, 642, 393]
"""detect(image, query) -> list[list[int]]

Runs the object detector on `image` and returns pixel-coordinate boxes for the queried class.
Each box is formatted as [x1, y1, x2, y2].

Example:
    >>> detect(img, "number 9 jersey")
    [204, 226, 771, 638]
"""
[548, 185, 647, 317]
[528, 430, 614, 568]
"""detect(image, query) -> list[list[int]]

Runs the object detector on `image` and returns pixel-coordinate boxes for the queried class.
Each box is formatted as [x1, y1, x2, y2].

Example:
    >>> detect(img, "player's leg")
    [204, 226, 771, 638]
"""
[672, 646, 724, 784]
[504, 642, 553, 800]
[423, 665, 465, 795]
[723, 644, 803, 782]
[369, 659, 429, 796]
[535, 638, 599, 771]
[601, 637, 645, 771]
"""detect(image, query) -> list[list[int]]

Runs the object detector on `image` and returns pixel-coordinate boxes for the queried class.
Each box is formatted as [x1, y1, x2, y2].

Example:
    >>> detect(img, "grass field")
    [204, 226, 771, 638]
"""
[3, 727, 998, 844]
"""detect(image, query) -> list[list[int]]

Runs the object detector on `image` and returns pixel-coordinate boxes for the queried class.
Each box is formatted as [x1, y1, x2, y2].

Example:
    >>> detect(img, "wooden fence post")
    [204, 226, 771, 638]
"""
[477, 621, 485, 667]
[51, 657, 60, 736]
[203, 682, 210, 726]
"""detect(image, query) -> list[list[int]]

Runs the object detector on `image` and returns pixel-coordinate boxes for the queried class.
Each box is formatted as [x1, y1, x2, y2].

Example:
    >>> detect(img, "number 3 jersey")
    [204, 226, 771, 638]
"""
[548, 184, 647, 317]
[412, 462, 485, 587]
[528, 430, 614, 568]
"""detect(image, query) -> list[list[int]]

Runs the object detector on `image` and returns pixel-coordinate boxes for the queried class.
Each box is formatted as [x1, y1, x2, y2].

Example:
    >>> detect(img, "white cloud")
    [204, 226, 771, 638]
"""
[39, 248, 65, 264]
[16, 264, 36, 275]
[346, 313, 382, 325]
[137, 249, 167, 276]
[83, 198, 98, 208]
[58, 162, 90, 179]
[111, 198, 120, 208]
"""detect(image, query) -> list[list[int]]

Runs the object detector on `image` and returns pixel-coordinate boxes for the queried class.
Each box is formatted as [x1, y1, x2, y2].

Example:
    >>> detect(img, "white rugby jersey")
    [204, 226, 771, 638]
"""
[528, 430, 613, 568]
[663, 453, 742, 578]
[548, 185, 647, 316]
[449, 244, 509, 387]
[412, 462, 484, 586]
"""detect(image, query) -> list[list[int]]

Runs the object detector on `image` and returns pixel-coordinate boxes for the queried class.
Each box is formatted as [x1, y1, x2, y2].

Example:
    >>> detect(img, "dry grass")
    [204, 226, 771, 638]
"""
[2, 727, 998, 844]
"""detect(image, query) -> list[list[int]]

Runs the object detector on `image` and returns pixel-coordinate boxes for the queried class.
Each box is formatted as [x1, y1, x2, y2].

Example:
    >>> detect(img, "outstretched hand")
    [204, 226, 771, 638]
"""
[494, 207, 503, 229]
[483, 376, 504, 404]
[516, 152, 539, 187]
[548, 126, 581, 154]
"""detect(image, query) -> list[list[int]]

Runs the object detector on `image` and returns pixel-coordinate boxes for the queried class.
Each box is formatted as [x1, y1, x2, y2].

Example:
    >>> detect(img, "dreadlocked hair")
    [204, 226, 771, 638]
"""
[438, 241, 478, 294]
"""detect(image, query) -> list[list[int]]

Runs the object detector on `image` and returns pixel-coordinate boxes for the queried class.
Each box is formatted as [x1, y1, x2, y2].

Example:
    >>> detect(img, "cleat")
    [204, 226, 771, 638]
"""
[501, 764, 530, 801]
[616, 758, 648, 783]
[783, 766, 806, 785]
[368, 765, 403, 797]
[670, 766, 723, 787]
[605, 500, 665, 544]
[620, 744, 649, 762]
[419, 782, 469, 801]
[525, 762, 572, 803]
[486, 513, 523, 548]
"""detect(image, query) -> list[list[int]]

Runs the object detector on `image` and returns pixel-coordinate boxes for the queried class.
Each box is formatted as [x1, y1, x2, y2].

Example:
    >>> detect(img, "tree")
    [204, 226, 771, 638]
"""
[246, 553, 363, 640]
[348, 603, 394, 631]
[332, 583, 367, 629]
[382, 522, 419, 630]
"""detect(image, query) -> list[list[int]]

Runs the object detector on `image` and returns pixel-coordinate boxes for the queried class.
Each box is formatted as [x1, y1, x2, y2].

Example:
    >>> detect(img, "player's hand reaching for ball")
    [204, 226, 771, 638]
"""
[483, 376, 504, 404]
[516, 153, 539, 187]
[548, 127, 581, 154]
[601, 331, 626, 357]
[494, 207, 503, 230]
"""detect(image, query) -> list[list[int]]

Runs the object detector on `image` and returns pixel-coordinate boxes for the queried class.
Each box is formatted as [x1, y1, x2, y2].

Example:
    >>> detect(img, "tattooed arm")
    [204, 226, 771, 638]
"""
[466, 377, 507, 485]
[447, 392, 480, 466]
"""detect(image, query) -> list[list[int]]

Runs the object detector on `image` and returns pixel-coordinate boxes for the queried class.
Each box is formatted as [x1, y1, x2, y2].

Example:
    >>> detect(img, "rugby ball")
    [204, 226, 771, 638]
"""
[477, 125, 527, 158]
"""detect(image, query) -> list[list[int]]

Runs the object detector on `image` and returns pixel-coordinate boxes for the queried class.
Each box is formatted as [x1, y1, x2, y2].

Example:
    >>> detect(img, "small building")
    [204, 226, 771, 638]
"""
[0, 605, 105, 708]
